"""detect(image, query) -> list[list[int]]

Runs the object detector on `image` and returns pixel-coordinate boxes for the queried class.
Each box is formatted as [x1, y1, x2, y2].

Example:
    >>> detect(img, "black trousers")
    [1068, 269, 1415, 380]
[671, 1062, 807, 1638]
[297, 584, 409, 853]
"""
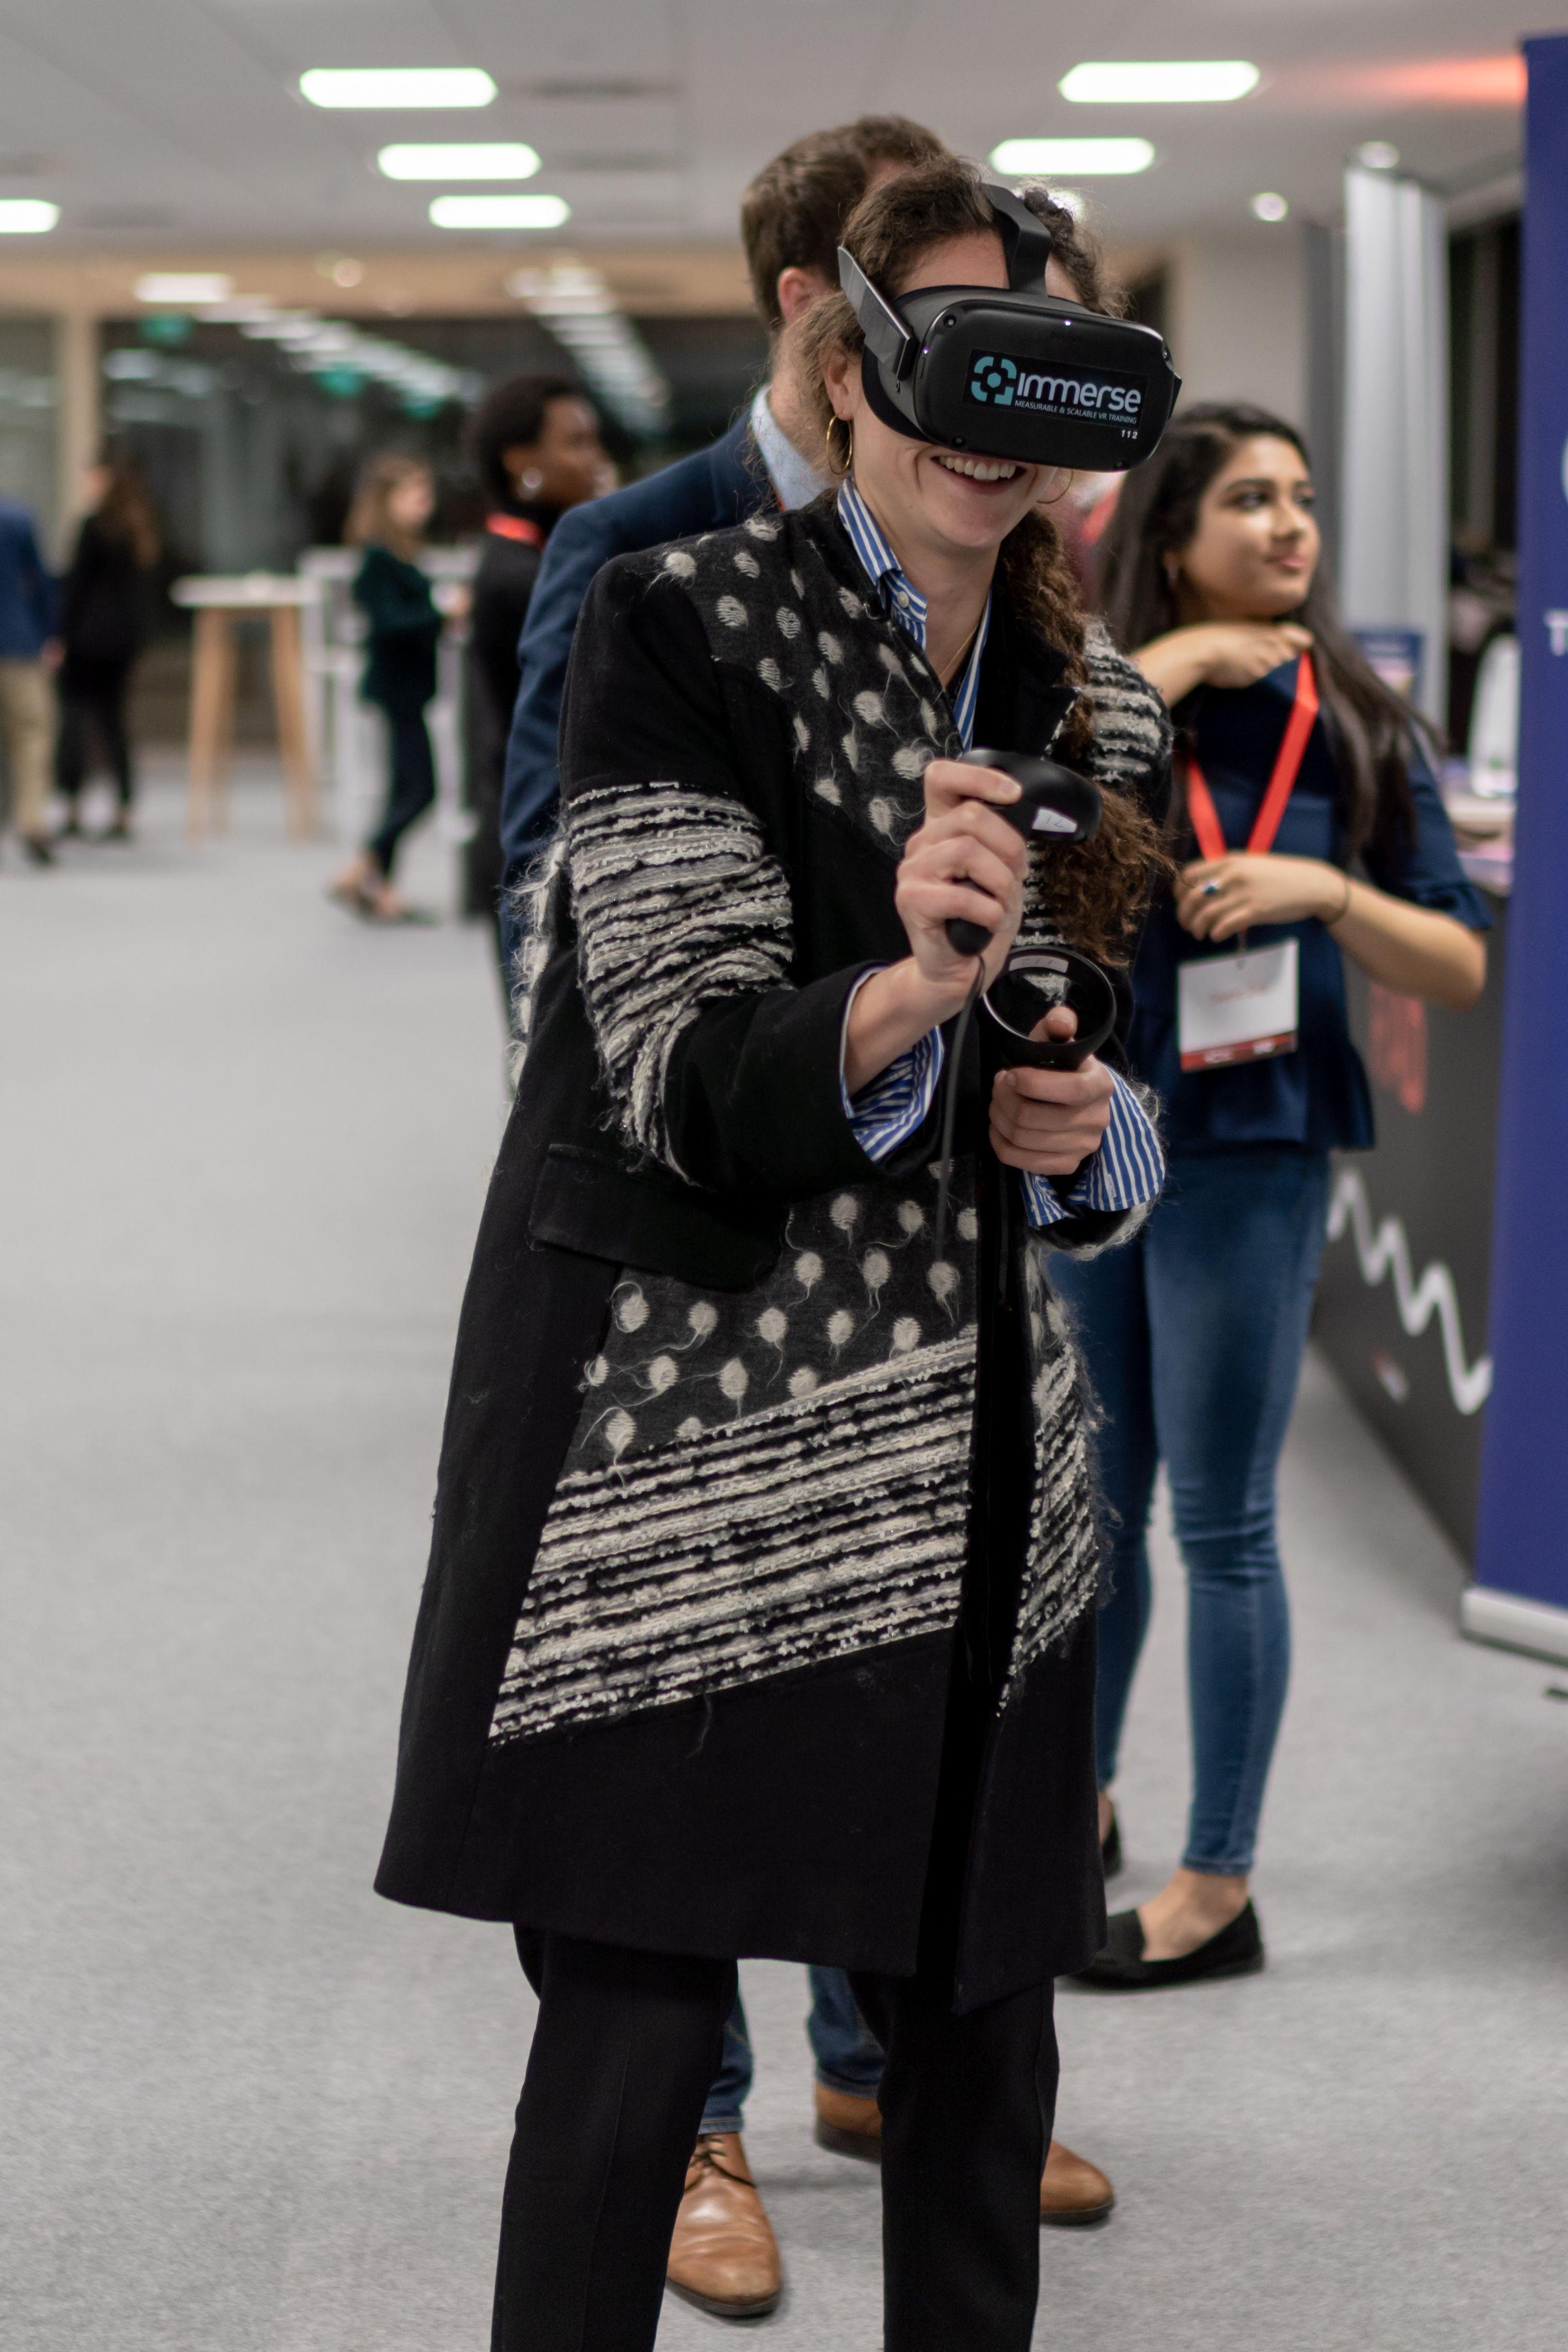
[367, 704, 436, 879]
[56, 657, 134, 807]
[495, 1930, 1056, 2352]
[496, 1646, 1057, 2352]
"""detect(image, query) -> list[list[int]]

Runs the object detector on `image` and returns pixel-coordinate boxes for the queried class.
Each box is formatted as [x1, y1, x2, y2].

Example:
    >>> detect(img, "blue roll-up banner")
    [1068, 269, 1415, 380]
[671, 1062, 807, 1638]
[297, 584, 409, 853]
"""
[1470, 33, 1568, 1657]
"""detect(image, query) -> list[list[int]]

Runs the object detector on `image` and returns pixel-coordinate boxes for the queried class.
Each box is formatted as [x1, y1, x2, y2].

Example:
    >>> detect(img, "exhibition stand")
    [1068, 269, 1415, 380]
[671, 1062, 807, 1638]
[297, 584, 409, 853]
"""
[1467, 33, 1568, 1663]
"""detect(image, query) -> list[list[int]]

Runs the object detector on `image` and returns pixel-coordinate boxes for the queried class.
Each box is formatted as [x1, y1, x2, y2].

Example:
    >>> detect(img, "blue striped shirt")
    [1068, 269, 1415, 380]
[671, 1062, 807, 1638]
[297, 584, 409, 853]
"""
[836, 478, 989, 747]
[834, 476, 1164, 1228]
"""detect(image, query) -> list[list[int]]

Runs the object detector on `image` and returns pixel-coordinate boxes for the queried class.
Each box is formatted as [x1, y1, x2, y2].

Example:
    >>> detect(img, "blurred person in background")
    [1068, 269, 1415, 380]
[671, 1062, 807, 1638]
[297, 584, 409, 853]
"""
[1058, 404, 1489, 1991]
[54, 450, 159, 845]
[375, 158, 1170, 2352]
[488, 114, 1117, 2324]
[331, 453, 460, 924]
[0, 489, 59, 866]
[463, 375, 604, 992]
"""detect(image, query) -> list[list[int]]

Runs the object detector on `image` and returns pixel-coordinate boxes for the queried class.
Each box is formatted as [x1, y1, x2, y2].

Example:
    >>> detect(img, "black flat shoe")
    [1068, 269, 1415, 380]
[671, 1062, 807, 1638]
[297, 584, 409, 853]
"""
[1072, 1900, 1265, 1991]
[1101, 1806, 1122, 1879]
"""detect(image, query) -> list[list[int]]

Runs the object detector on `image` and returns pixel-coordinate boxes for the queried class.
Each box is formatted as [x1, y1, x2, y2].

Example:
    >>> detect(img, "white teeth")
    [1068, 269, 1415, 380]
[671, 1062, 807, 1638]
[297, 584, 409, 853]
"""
[934, 451, 1020, 483]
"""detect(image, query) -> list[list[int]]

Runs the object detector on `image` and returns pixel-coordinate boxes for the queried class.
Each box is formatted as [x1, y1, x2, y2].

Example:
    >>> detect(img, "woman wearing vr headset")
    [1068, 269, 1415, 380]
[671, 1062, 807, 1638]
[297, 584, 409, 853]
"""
[374, 158, 1171, 2352]
[1056, 406, 1488, 1991]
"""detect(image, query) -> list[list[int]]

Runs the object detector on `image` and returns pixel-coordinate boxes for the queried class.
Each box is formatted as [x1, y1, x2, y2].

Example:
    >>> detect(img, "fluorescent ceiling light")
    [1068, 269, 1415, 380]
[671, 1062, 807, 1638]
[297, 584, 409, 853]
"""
[0, 199, 59, 233]
[429, 193, 569, 229]
[379, 142, 538, 180]
[197, 297, 278, 324]
[104, 348, 161, 380]
[1060, 61, 1259, 104]
[299, 68, 496, 109]
[990, 137, 1152, 176]
[135, 272, 232, 303]
[240, 313, 319, 340]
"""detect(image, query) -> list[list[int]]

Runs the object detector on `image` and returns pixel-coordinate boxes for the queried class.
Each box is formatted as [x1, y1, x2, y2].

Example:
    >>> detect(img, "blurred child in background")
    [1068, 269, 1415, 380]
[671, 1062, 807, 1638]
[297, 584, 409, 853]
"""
[331, 453, 461, 924]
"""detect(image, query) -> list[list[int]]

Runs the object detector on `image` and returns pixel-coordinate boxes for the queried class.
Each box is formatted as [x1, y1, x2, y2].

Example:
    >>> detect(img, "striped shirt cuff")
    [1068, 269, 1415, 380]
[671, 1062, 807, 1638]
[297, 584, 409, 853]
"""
[1022, 1072, 1164, 1228]
[841, 968, 945, 1159]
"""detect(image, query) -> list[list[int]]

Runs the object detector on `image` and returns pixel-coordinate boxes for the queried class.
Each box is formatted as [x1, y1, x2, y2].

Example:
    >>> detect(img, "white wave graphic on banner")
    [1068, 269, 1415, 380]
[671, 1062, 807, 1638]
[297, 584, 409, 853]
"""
[1326, 1169, 1493, 1416]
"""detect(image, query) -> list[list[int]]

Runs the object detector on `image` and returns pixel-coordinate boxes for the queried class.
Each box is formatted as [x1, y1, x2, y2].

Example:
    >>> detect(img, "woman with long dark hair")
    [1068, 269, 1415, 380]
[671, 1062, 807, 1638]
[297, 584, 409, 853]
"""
[463, 374, 604, 988]
[1058, 403, 1488, 1990]
[374, 160, 1171, 2351]
[55, 451, 159, 843]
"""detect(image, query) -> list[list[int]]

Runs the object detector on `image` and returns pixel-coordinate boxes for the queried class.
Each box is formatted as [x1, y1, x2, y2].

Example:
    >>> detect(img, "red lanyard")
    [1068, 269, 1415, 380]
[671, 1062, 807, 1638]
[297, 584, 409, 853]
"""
[1184, 653, 1319, 861]
[486, 513, 546, 547]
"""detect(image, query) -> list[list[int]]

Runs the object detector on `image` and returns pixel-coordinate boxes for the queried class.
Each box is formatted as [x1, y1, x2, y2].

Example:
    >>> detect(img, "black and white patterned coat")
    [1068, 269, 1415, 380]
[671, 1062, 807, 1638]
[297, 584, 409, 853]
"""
[376, 500, 1171, 2004]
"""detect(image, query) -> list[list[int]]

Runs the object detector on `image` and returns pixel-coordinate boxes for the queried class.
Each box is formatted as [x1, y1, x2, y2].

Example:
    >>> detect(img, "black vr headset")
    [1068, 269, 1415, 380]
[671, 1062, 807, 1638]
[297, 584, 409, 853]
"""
[838, 180, 1180, 472]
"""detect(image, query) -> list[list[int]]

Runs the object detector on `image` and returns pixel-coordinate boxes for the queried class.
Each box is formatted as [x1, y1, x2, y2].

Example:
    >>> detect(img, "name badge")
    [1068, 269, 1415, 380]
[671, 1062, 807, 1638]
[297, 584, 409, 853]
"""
[1177, 939, 1299, 1071]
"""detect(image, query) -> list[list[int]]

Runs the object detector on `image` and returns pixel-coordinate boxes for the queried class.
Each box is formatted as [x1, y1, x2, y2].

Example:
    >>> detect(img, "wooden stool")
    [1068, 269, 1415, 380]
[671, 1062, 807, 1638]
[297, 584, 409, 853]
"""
[171, 576, 318, 841]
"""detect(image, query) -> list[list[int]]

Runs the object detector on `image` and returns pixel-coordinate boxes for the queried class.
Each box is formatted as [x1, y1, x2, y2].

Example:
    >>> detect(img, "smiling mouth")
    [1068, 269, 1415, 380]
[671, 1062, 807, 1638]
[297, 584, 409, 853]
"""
[933, 451, 1022, 484]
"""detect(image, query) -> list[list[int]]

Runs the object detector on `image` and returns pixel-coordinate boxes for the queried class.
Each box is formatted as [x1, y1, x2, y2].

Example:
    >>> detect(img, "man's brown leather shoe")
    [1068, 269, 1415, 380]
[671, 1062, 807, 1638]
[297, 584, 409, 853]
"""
[812, 2083, 883, 2160]
[666, 2132, 783, 2319]
[813, 2083, 1114, 2224]
[1039, 2136, 1115, 2225]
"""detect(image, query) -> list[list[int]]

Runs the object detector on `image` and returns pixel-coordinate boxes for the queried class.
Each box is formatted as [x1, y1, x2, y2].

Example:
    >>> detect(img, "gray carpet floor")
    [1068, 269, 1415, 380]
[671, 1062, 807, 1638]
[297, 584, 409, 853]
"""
[2, 766, 1563, 2352]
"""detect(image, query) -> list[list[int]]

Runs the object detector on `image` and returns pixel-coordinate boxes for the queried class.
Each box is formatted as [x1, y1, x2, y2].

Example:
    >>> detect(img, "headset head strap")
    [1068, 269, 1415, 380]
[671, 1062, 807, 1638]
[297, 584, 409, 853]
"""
[980, 178, 1055, 291]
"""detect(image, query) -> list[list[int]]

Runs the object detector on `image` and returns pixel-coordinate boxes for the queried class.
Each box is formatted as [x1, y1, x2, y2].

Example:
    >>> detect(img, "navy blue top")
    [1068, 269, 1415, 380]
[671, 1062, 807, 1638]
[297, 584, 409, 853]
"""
[0, 498, 56, 658]
[498, 414, 764, 885]
[1127, 659, 1492, 1154]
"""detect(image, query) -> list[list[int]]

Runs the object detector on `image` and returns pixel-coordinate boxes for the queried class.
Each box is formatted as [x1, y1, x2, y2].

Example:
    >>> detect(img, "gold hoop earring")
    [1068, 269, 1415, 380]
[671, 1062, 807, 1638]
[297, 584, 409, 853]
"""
[825, 415, 854, 473]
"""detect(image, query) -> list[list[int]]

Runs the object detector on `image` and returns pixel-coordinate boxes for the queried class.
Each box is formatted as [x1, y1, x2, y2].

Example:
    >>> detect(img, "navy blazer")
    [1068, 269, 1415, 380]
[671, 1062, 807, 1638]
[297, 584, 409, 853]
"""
[0, 498, 56, 659]
[499, 415, 766, 894]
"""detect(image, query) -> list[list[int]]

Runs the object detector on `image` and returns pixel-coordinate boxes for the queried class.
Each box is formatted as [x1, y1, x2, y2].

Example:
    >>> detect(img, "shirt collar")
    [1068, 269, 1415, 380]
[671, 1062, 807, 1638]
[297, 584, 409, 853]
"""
[748, 385, 830, 512]
[836, 476, 990, 749]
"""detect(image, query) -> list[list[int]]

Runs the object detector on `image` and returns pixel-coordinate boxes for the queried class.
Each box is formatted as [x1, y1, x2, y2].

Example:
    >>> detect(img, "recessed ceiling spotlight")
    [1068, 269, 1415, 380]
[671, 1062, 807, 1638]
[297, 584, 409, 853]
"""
[135, 272, 231, 303]
[429, 193, 569, 230]
[990, 138, 1152, 176]
[1357, 140, 1401, 171]
[0, 199, 59, 233]
[378, 142, 540, 180]
[1060, 61, 1259, 104]
[1250, 192, 1289, 222]
[299, 68, 497, 109]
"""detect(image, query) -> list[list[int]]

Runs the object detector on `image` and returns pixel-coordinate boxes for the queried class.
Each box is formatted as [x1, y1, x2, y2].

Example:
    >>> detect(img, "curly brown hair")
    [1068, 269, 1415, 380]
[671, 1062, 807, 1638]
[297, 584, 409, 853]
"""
[794, 158, 1166, 964]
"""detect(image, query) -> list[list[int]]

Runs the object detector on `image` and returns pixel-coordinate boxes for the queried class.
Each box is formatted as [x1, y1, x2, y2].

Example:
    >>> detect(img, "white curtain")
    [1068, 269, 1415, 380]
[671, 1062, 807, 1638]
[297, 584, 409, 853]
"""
[1339, 167, 1449, 726]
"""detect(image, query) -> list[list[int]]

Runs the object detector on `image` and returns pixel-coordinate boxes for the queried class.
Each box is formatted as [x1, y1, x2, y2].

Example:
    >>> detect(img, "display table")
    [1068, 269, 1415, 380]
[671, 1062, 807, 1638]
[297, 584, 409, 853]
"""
[1313, 890, 1507, 1561]
[169, 575, 318, 842]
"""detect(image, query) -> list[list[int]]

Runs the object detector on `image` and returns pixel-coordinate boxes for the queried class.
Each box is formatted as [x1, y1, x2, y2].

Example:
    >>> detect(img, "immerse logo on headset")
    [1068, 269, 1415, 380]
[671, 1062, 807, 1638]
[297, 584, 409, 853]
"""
[966, 349, 1145, 428]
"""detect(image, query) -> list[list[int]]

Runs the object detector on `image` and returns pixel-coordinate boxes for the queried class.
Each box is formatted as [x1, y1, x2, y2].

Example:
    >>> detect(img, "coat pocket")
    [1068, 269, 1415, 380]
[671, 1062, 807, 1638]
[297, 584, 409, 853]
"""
[526, 1142, 783, 1292]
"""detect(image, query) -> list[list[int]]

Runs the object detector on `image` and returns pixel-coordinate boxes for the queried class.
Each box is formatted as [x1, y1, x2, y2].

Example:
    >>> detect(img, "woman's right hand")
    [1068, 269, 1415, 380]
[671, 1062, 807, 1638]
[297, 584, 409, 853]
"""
[1137, 621, 1311, 707]
[894, 757, 1030, 996]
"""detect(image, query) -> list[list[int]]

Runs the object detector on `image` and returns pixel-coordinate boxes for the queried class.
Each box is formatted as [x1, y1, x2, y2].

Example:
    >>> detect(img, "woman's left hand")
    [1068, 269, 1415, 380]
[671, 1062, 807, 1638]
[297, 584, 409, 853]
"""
[1175, 853, 1344, 943]
[988, 1007, 1115, 1177]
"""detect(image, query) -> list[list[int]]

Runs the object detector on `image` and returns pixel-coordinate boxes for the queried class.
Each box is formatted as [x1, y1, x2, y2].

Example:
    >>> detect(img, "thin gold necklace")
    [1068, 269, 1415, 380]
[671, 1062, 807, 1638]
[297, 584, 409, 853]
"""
[934, 617, 981, 690]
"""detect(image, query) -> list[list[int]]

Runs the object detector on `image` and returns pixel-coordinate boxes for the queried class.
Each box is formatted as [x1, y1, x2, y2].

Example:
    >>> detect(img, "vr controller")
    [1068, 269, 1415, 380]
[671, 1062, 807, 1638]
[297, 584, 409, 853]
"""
[840, 180, 1180, 475]
[945, 747, 1116, 1075]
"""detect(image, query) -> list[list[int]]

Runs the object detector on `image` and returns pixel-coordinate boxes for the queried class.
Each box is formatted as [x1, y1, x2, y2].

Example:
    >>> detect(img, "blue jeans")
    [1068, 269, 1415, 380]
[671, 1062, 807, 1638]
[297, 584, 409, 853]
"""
[700, 1968, 885, 2134]
[1050, 1148, 1331, 1876]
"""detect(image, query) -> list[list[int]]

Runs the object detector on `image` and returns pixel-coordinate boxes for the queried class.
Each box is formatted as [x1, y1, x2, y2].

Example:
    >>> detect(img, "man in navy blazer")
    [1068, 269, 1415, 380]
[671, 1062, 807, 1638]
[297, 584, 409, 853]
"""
[492, 112, 1119, 2315]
